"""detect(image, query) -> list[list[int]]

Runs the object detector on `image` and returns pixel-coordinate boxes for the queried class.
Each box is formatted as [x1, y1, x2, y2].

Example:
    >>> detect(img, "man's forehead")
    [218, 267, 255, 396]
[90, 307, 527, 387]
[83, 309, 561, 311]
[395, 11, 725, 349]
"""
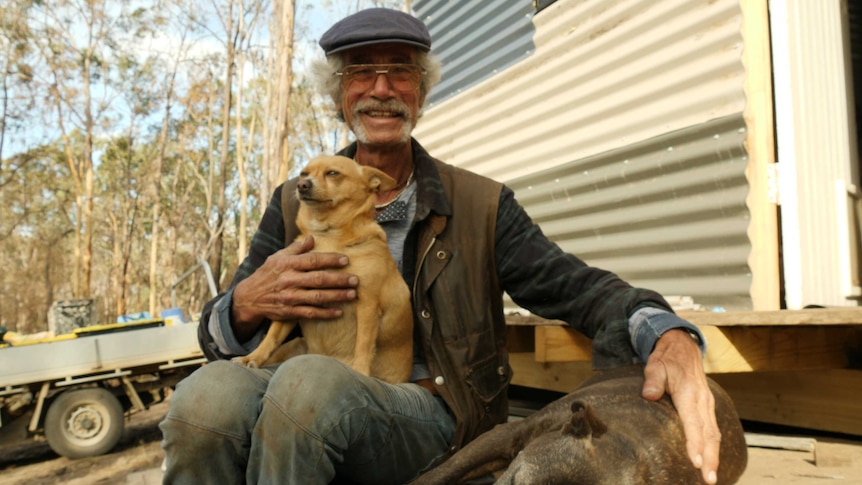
[341, 43, 418, 64]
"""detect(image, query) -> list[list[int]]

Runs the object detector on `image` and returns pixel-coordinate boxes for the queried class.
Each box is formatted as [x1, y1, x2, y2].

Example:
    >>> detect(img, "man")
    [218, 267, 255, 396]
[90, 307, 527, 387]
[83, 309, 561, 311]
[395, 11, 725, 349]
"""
[161, 8, 722, 485]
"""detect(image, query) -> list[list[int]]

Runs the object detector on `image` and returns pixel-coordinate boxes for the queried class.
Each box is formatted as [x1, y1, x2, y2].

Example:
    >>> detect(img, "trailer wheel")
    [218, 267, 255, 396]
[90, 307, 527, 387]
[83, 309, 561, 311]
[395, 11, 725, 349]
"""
[44, 387, 125, 459]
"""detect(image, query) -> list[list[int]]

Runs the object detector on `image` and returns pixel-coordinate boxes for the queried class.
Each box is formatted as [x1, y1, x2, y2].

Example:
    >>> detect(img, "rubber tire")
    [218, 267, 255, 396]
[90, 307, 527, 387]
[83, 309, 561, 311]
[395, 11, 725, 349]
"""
[44, 387, 125, 459]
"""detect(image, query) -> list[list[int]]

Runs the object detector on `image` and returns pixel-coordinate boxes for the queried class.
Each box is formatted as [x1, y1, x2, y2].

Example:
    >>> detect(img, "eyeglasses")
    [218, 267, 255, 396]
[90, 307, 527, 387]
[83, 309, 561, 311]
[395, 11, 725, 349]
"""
[335, 64, 426, 92]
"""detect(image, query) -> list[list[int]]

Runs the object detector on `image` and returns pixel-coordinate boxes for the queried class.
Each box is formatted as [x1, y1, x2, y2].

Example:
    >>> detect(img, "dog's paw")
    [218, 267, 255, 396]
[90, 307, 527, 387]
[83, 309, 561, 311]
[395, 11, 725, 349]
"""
[231, 356, 260, 368]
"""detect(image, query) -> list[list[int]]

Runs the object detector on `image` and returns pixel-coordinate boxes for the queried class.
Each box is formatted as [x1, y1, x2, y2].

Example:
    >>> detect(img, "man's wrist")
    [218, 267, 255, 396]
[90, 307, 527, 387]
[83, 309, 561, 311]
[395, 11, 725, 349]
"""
[229, 279, 264, 330]
[629, 307, 707, 361]
[679, 327, 702, 345]
[209, 288, 263, 356]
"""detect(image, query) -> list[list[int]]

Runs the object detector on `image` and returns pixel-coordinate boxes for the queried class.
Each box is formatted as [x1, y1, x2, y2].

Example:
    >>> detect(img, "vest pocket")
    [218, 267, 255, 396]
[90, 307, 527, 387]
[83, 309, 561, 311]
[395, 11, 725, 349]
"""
[465, 353, 511, 403]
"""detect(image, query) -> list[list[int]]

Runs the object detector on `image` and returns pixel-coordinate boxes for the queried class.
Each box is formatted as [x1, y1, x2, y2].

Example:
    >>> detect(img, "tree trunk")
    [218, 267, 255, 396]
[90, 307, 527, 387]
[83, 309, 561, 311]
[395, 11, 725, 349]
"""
[80, 14, 96, 299]
[276, 0, 295, 185]
[213, 1, 236, 291]
[264, 0, 295, 201]
[236, 2, 249, 262]
[148, 60, 181, 315]
[82, 164, 94, 298]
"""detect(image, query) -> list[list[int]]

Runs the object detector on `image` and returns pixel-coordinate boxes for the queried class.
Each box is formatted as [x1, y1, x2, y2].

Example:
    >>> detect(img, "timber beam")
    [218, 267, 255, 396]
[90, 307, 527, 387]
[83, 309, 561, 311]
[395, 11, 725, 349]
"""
[506, 309, 862, 373]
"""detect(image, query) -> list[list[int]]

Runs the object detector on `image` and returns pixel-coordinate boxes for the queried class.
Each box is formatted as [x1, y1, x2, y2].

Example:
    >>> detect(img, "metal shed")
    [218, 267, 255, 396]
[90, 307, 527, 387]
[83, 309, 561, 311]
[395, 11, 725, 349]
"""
[413, 0, 861, 313]
[411, 0, 862, 436]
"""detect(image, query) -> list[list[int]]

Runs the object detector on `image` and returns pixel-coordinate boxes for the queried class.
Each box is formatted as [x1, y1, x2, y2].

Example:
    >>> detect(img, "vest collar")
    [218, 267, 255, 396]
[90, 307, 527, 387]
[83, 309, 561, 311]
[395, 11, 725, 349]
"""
[337, 139, 452, 223]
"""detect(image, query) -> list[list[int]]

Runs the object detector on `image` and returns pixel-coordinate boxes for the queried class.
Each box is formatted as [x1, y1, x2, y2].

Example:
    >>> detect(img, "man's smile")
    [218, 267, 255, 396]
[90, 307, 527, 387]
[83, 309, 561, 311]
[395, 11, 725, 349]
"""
[361, 109, 404, 119]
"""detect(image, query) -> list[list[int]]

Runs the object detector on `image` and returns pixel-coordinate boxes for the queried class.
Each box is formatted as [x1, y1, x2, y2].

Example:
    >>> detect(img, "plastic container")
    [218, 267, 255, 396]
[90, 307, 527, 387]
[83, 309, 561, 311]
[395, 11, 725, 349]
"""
[160, 308, 186, 326]
[117, 312, 152, 323]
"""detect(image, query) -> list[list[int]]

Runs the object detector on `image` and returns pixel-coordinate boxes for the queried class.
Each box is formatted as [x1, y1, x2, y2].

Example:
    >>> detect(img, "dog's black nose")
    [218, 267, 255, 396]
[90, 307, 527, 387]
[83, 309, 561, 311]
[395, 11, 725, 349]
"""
[297, 179, 312, 194]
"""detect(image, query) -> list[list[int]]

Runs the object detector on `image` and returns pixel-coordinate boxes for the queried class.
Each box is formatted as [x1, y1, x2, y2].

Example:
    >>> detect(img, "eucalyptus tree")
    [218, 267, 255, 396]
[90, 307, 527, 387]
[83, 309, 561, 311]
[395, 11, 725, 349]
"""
[97, 131, 148, 321]
[0, 0, 38, 175]
[182, 0, 270, 290]
[28, 0, 150, 299]
[144, 6, 194, 316]
[0, 142, 73, 333]
[232, 0, 270, 264]
[261, 0, 294, 206]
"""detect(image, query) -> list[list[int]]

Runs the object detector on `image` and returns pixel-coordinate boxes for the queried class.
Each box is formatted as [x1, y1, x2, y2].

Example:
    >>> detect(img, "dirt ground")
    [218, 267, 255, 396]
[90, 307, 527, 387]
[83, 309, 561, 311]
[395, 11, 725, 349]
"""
[0, 402, 168, 485]
[2, 400, 862, 484]
[737, 437, 862, 484]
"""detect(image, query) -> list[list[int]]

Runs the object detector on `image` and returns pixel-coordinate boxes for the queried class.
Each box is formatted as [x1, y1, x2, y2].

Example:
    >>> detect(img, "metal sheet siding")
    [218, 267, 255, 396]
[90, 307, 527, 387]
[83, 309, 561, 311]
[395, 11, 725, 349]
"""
[509, 115, 751, 310]
[412, 0, 751, 310]
[413, 0, 536, 106]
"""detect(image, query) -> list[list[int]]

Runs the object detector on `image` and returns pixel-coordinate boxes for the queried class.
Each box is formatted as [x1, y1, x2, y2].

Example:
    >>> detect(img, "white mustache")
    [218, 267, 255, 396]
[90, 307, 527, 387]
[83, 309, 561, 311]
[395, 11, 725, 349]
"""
[353, 99, 410, 117]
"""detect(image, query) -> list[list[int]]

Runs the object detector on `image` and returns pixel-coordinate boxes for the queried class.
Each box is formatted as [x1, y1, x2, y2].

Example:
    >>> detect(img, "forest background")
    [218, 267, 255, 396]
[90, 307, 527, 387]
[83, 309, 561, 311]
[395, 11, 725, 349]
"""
[0, 0, 410, 334]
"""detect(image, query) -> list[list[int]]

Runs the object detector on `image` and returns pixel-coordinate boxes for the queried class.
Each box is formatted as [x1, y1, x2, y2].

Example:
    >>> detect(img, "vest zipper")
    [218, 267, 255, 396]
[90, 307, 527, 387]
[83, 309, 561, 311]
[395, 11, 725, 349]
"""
[413, 236, 436, 298]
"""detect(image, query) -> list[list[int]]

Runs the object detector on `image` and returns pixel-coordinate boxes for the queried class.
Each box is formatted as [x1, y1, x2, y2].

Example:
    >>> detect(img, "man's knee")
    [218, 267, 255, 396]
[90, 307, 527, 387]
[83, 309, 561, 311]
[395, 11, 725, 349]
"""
[168, 360, 268, 430]
[270, 354, 359, 397]
[162, 361, 264, 483]
[266, 355, 366, 421]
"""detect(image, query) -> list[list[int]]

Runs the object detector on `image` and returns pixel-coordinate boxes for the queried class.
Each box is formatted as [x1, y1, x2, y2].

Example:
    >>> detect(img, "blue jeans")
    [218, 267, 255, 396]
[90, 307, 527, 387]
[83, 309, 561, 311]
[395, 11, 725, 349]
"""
[160, 355, 455, 485]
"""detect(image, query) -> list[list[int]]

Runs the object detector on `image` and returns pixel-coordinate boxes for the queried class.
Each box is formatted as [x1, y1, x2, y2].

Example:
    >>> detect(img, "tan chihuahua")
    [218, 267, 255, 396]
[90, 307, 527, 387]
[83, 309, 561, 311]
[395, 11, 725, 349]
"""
[233, 155, 414, 384]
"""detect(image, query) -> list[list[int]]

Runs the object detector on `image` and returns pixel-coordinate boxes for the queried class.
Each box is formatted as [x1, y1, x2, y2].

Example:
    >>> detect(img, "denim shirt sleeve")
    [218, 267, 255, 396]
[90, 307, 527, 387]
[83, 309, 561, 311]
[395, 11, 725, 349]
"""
[206, 287, 265, 357]
[628, 307, 707, 362]
[493, 185, 687, 368]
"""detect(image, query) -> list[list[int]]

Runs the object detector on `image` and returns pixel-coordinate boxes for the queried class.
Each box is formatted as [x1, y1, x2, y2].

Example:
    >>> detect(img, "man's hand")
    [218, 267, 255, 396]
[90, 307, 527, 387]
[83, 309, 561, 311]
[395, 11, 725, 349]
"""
[642, 329, 721, 484]
[231, 236, 358, 341]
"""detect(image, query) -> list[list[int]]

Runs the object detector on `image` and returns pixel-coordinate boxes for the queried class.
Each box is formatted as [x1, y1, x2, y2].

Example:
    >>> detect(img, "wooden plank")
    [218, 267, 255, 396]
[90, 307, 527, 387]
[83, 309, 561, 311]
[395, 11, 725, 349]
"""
[510, 353, 862, 437]
[506, 312, 862, 372]
[711, 369, 862, 436]
[507, 308, 862, 327]
[525, 323, 862, 374]
[701, 325, 862, 373]
[509, 352, 594, 393]
[678, 308, 862, 326]
[534, 326, 591, 363]
[744, 433, 816, 452]
[740, 0, 780, 311]
[506, 325, 535, 353]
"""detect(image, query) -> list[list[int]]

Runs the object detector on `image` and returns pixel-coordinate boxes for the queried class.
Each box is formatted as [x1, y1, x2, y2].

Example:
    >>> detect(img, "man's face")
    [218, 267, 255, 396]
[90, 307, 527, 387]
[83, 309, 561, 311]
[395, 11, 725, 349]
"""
[337, 43, 426, 147]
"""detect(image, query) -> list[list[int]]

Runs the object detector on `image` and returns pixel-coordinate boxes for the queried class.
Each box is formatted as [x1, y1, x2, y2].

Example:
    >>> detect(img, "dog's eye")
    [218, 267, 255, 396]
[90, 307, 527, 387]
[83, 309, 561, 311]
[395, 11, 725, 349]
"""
[326, 170, 340, 177]
[299, 171, 308, 177]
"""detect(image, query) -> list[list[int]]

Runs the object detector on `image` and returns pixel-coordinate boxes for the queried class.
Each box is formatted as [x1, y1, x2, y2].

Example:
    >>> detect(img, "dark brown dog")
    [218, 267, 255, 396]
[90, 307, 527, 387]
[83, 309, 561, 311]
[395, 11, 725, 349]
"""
[412, 365, 747, 485]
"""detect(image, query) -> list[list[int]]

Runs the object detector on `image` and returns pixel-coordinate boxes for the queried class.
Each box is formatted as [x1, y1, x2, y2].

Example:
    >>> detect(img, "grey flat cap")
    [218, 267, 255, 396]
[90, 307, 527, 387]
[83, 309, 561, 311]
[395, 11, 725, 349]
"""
[319, 8, 431, 56]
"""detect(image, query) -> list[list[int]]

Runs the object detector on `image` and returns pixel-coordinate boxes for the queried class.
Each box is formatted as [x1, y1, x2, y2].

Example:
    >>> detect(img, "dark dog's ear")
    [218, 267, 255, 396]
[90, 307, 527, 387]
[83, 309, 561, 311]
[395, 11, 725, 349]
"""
[563, 401, 607, 440]
[362, 166, 397, 193]
[563, 402, 591, 439]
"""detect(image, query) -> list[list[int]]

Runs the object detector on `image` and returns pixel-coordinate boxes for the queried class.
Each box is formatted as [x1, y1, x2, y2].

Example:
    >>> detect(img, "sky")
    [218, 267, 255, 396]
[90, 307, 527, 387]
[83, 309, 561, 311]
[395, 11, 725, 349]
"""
[2, 1, 408, 160]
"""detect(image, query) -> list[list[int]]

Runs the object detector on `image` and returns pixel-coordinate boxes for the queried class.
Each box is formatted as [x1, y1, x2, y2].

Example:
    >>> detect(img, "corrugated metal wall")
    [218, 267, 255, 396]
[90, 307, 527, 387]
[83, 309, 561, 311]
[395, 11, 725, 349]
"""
[507, 115, 752, 310]
[413, 1, 536, 106]
[413, 0, 752, 310]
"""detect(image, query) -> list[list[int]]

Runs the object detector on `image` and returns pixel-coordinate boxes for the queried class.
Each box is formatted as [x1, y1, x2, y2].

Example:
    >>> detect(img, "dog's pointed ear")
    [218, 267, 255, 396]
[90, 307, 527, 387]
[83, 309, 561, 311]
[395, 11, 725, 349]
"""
[562, 401, 607, 440]
[362, 166, 397, 193]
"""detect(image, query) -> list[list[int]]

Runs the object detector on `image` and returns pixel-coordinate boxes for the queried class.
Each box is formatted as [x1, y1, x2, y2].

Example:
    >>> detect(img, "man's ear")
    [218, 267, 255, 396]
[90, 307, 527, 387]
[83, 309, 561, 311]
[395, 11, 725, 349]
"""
[335, 100, 346, 123]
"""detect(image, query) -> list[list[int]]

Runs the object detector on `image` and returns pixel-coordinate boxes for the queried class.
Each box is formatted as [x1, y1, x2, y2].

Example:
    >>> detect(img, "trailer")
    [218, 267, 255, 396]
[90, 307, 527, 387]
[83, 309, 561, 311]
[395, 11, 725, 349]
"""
[0, 320, 204, 459]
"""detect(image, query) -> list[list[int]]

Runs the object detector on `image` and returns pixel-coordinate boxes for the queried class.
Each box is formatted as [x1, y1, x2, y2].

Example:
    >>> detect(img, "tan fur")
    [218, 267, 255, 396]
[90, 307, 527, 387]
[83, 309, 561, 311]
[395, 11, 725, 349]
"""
[232, 155, 414, 384]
